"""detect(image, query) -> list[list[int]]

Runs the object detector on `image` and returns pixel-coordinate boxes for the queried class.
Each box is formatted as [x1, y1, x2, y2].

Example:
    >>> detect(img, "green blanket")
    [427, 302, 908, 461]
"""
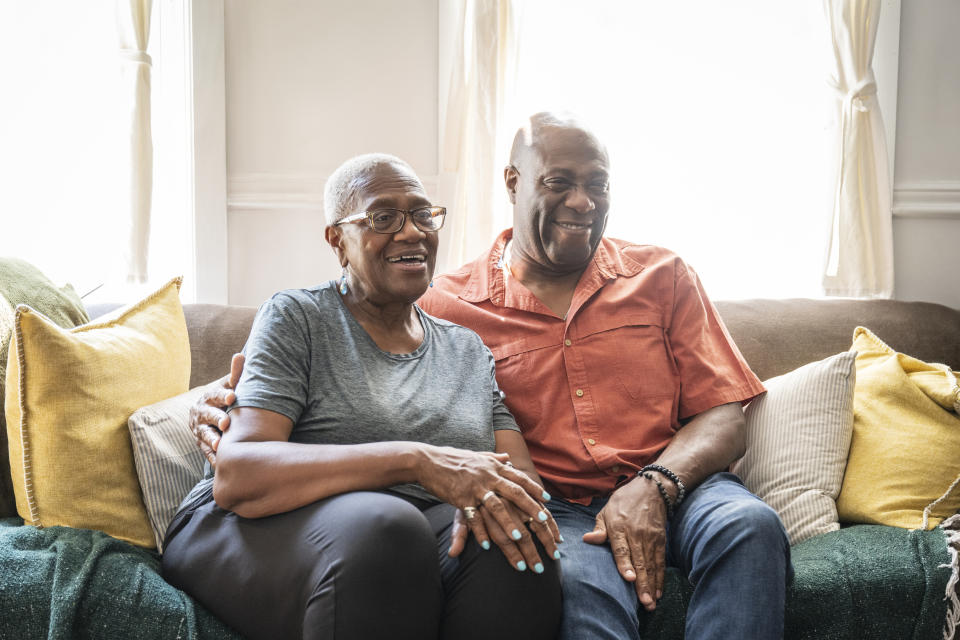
[639, 524, 955, 639]
[1, 518, 954, 639]
[0, 518, 240, 639]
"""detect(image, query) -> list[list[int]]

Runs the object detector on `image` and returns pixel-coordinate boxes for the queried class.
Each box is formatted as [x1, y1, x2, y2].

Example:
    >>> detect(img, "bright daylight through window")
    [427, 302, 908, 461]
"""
[507, 1, 835, 299]
[0, 0, 193, 303]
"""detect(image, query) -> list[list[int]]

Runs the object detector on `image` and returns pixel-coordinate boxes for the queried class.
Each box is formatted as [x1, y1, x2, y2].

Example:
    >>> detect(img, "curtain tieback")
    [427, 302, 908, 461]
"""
[119, 49, 152, 66]
[829, 75, 877, 114]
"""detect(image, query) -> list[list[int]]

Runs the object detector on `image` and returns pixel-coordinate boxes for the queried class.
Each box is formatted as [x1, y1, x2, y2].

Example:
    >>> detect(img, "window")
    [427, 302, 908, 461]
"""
[502, 2, 869, 299]
[0, 0, 227, 304]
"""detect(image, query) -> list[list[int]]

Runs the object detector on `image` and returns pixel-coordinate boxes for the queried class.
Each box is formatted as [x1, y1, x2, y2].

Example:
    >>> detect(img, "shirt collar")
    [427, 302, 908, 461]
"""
[458, 229, 645, 304]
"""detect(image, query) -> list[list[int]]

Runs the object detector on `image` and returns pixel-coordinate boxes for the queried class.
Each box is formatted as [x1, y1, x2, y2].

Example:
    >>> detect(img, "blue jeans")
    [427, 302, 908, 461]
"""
[551, 472, 792, 640]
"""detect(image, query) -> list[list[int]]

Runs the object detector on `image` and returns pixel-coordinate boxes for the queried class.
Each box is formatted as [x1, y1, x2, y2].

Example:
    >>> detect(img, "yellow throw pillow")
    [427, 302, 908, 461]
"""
[836, 326, 960, 529]
[5, 277, 190, 547]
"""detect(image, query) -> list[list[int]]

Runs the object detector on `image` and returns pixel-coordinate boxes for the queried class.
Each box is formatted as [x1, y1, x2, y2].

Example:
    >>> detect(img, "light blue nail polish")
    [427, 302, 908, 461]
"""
[542, 491, 552, 501]
[511, 529, 522, 540]
[481, 540, 490, 550]
[559, 534, 565, 542]
[534, 562, 544, 574]
[538, 510, 548, 522]
[517, 561, 527, 571]
[553, 550, 561, 560]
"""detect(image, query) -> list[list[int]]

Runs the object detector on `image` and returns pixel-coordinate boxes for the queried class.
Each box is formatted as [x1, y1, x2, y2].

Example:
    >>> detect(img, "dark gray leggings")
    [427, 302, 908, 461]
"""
[162, 489, 561, 640]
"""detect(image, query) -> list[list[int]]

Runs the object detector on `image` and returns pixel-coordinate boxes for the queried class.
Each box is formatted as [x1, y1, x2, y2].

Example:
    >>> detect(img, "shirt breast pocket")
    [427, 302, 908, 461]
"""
[578, 315, 678, 401]
[490, 341, 542, 428]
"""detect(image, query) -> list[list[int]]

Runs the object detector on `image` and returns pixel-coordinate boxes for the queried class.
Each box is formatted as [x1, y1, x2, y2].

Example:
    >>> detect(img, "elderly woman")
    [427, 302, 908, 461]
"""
[161, 154, 562, 640]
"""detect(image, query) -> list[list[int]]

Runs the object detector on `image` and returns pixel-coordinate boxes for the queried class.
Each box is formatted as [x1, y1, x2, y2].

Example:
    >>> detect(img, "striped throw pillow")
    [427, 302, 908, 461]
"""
[731, 351, 856, 545]
[128, 387, 208, 551]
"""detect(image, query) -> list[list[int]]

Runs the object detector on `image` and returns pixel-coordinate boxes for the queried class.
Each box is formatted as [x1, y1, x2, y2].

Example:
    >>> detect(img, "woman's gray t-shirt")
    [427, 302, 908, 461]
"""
[226, 280, 519, 504]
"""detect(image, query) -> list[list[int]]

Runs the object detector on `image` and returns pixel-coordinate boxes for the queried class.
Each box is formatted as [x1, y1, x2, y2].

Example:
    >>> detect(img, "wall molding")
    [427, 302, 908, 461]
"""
[227, 172, 441, 214]
[892, 181, 960, 219]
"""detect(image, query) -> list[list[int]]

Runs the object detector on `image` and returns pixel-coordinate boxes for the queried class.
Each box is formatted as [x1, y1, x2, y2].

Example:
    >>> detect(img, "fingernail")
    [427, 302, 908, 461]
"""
[553, 550, 561, 560]
[656, 590, 662, 599]
[537, 510, 548, 522]
[511, 529, 522, 540]
[516, 561, 527, 571]
[559, 534, 565, 542]
[533, 562, 544, 574]
[542, 491, 551, 501]
[481, 540, 490, 550]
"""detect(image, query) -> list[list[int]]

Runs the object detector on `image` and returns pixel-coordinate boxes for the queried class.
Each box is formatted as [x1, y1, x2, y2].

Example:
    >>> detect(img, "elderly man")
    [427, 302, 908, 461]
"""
[193, 113, 791, 639]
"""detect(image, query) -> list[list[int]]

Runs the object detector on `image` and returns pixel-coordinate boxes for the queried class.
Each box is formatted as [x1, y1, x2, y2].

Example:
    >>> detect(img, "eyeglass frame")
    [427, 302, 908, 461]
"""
[334, 206, 447, 234]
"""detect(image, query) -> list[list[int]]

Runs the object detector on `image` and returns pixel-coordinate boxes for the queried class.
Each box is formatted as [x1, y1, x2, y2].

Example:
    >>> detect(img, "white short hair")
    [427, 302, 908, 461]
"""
[323, 153, 421, 226]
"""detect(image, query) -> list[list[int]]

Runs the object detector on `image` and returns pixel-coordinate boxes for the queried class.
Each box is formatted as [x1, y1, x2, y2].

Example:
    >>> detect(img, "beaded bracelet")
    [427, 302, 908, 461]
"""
[641, 472, 675, 517]
[639, 464, 686, 508]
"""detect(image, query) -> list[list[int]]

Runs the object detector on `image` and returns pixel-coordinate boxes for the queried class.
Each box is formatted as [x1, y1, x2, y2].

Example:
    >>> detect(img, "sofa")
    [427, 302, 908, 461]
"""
[1, 297, 958, 639]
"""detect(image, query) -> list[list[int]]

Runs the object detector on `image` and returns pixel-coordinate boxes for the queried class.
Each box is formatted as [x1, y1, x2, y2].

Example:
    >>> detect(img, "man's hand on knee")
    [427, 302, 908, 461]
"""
[189, 353, 245, 466]
[582, 477, 667, 612]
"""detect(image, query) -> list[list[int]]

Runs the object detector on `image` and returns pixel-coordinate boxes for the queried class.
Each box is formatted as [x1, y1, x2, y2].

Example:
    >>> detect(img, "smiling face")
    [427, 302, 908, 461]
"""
[325, 162, 438, 306]
[506, 122, 610, 276]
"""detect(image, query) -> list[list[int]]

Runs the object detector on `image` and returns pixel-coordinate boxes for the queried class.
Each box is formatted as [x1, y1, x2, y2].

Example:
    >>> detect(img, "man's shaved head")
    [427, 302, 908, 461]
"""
[509, 112, 608, 171]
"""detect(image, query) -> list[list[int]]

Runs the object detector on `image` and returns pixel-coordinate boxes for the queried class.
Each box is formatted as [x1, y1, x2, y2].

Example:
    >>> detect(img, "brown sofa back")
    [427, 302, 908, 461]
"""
[715, 298, 960, 381]
[177, 298, 959, 386]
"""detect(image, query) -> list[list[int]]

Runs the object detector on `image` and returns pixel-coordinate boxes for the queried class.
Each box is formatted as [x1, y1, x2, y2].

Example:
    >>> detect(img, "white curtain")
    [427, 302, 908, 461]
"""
[116, 0, 154, 283]
[822, 0, 894, 298]
[439, 0, 517, 272]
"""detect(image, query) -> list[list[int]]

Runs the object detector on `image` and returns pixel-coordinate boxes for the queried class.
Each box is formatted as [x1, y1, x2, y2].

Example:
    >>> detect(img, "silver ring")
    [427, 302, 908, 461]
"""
[481, 490, 497, 503]
[463, 506, 478, 520]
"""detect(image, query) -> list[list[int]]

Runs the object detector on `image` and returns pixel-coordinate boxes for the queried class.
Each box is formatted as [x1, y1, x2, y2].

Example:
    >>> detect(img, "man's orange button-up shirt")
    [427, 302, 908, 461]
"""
[419, 230, 765, 503]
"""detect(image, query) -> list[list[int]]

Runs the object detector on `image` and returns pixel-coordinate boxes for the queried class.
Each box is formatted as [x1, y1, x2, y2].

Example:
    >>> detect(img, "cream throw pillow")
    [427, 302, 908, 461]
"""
[836, 327, 960, 529]
[128, 386, 208, 551]
[732, 351, 856, 545]
[5, 277, 190, 548]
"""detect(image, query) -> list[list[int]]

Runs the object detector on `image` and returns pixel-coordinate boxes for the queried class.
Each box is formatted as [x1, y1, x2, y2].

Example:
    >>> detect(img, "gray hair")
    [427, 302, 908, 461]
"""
[323, 153, 422, 225]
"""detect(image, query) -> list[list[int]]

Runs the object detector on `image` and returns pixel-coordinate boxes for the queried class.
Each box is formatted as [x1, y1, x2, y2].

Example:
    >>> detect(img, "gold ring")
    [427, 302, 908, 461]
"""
[481, 490, 497, 503]
[525, 516, 534, 524]
[463, 506, 478, 520]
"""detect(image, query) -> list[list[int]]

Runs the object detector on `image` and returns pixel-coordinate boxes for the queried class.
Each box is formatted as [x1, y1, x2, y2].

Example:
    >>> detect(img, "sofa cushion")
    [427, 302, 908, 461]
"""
[0, 258, 90, 519]
[4, 278, 190, 548]
[732, 351, 856, 544]
[128, 386, 209, 551]
[836, 327, 960, 529]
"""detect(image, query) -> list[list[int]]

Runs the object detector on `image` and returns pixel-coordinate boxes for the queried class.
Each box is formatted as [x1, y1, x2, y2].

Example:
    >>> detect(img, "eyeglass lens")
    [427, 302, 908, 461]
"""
[370, 208, 444, 233]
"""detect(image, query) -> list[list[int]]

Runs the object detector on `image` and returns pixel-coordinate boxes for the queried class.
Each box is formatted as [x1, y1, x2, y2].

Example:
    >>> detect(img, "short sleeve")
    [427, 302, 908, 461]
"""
[668, 261, 765, 419]
[485, 345, 520, 432]
[231, 293, 312, 423]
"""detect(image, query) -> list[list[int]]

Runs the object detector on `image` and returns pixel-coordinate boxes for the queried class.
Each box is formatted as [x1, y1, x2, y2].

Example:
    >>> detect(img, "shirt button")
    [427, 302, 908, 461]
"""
[611, 465, 620, 473]
[564, 339, 572, 346]
[575, 389, 584, 397]
[587, 438, 596, 445]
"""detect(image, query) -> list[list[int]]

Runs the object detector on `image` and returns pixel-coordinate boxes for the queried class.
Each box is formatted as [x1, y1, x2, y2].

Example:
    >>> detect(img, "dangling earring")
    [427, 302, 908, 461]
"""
[429, 279, 434, 288]
[339, 267, 349, 295]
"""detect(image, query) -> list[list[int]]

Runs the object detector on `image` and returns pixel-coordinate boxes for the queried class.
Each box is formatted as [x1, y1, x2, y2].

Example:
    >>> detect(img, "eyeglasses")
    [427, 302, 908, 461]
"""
[336, 206, 447, 234]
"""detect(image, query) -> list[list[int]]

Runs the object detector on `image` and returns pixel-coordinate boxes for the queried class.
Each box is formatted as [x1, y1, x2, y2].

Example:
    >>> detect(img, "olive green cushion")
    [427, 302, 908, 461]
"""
[0, 258, 89, 517]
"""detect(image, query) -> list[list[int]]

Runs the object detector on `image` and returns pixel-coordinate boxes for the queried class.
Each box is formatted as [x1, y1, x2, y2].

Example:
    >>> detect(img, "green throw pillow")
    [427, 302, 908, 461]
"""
[0, 257, 89, 517]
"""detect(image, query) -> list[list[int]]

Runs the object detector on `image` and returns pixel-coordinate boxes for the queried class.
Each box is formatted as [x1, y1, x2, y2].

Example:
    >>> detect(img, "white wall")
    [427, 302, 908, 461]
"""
[224, 0, 438, 306]
[891, 0, 960, 308]
[223, 0, 960, 309]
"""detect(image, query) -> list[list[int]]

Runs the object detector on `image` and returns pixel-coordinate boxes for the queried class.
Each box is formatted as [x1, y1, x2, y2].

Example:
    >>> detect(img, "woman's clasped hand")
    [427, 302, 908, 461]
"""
[419, 447, 561, 572]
